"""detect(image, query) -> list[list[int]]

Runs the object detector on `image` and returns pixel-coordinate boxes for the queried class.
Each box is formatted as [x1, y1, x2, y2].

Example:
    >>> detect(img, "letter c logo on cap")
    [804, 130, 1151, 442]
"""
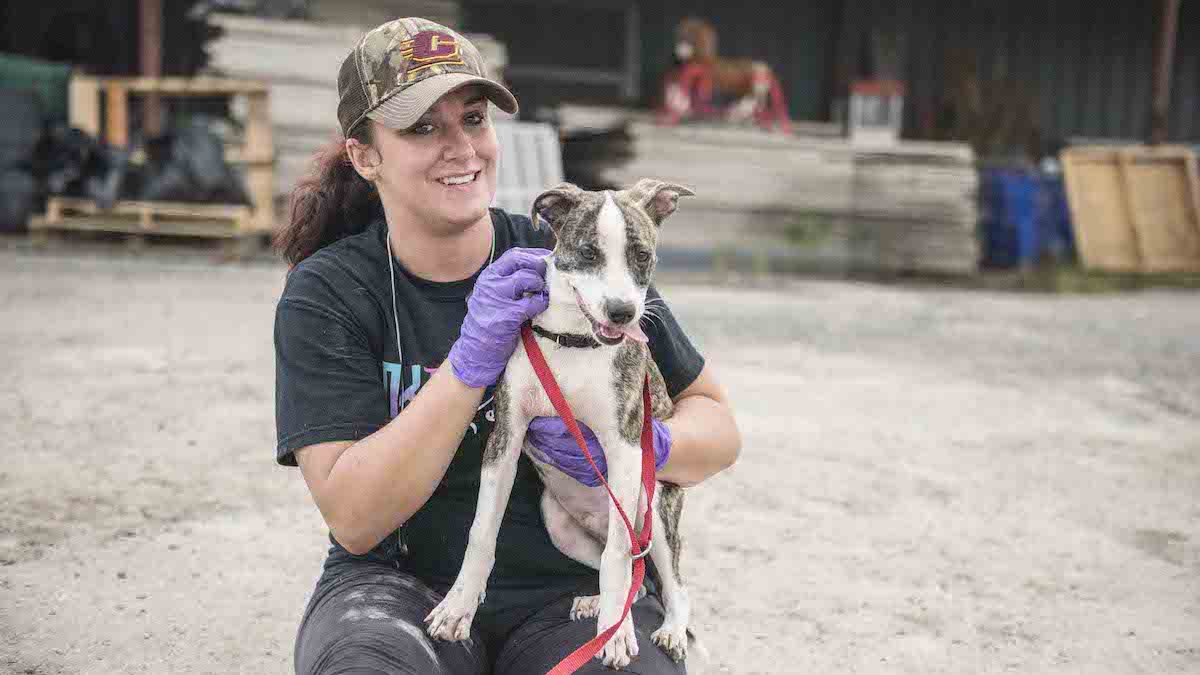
[401, 31, 464, 73]
[414, 32, 457, 60]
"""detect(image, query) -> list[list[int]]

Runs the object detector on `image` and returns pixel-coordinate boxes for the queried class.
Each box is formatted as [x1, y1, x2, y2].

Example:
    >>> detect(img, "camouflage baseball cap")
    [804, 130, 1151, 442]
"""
[337, 17, 518, 138]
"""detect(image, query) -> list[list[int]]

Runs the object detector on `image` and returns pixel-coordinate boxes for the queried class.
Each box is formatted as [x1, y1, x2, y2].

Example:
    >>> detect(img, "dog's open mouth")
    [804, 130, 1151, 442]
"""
[572, 289, 648, 346]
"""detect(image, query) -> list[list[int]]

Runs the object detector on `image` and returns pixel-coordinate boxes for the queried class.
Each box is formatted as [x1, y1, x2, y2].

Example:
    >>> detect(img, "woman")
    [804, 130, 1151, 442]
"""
[273, 17, 740, 674]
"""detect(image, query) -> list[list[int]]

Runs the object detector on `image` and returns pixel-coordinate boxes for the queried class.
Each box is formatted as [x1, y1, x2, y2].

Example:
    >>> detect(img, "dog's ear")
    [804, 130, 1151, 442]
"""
[532, 183, 583, 234]
[627, 178, 695, 226]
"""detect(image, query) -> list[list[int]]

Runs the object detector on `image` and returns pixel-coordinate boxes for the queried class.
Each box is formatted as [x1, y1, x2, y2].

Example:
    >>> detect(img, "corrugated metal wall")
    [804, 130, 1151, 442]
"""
[466, 0, 1198, 143]
[641, 0, 1198, 143]
[462, 0, 637, 115]
[838, 0, 1199, 143]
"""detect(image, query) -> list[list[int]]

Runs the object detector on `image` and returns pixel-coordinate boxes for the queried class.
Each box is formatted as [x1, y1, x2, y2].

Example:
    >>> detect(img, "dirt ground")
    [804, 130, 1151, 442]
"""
[2, 241, 1198, 675]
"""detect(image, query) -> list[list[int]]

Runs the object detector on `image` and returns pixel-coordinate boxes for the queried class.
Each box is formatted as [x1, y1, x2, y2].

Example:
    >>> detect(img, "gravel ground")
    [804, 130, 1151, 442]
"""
[1, 242, 1198, 674]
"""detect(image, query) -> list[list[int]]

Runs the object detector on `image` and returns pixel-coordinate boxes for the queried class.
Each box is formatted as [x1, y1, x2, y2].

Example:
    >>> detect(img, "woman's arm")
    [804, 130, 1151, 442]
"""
[283, 247, 551, 555]
[295, 366, 482, 555]
[656, 364, 741, 487]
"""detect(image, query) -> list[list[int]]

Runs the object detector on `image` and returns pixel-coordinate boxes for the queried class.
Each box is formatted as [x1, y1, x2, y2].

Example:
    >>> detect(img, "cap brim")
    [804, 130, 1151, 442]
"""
[366, 73, 519, 129]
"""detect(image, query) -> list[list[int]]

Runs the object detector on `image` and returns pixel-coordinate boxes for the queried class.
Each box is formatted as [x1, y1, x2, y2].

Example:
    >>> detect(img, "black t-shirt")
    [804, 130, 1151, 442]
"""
[274, 209, 704, 610]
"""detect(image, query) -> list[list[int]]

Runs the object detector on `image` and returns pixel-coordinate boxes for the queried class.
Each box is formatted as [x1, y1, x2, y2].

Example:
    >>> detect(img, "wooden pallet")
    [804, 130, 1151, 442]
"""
[28, 196, 267, 257]
[1061, 145, 1200, 273]
[32, 195, 253, 234]
[29, 74, 276, 246]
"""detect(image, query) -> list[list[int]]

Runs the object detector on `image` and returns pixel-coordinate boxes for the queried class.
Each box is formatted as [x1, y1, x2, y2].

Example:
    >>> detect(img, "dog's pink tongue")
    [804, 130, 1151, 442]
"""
[621, 323, 649, 343]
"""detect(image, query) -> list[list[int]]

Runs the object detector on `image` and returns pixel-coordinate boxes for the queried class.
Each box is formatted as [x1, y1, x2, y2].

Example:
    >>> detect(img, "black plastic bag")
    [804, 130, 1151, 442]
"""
[139, 118, 251, 205]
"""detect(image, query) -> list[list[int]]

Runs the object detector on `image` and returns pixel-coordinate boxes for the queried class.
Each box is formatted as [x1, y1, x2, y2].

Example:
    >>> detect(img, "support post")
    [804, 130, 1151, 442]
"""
[140, 0, 164, 136]
[1150, 0, 1180, 144]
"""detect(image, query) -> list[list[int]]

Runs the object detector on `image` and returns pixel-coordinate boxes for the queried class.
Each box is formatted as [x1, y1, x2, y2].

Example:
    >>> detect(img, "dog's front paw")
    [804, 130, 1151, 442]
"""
[597, 614, 639, 669]
[651, 623, 688, 662]
[424, 585, 484, 641]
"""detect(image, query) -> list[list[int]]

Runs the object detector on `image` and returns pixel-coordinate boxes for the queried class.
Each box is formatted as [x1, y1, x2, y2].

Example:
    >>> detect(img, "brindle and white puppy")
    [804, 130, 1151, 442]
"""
[424, 179, 695, 669]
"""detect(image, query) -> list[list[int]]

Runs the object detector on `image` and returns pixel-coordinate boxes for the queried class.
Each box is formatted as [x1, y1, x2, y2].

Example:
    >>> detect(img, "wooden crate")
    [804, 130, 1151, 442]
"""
[30, 74, 275, 243]
[1061, 146, 1200, 273]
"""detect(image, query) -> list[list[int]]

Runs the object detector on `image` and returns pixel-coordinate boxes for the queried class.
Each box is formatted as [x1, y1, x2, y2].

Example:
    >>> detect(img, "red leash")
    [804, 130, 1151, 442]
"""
[520, 324, 657, 674]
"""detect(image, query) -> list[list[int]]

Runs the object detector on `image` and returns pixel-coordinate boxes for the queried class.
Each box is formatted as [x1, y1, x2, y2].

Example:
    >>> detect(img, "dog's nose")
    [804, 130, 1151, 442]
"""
[605, 299, 637, 325]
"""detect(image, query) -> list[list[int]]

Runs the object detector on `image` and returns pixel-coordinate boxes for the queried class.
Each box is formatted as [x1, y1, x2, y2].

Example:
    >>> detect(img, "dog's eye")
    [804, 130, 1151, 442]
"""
[635, 250, 652, 264]
[579, 246, 599, 262]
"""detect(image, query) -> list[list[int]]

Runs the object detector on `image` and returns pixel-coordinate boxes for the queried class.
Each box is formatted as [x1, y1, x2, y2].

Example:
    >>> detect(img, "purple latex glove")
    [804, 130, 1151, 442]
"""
[525, 416, 672, 487]
[447, 247, 552, 388]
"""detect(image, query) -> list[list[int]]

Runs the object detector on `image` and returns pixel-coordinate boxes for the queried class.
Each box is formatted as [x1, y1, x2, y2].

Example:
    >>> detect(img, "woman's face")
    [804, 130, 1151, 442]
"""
[365, 85, 499, 235]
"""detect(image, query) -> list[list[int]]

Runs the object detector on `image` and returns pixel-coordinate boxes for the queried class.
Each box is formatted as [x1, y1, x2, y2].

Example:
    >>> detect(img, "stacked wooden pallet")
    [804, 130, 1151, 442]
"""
[598, 118, 853, 269]
[603, 120, 854, 214]
[597, 113, 979, 275]
[851, 145, 979, 275]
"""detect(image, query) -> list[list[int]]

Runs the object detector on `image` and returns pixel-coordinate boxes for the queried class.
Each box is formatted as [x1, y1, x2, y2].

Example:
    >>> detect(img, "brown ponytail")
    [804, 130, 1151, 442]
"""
[274, 125, 383, 267]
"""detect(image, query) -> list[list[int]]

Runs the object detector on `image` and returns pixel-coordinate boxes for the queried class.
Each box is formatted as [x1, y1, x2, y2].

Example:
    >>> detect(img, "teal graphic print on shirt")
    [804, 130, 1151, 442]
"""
[382, 361, 494, 435]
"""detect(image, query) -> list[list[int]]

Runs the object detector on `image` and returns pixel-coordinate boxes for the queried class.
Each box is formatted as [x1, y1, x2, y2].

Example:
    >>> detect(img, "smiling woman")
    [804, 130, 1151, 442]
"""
[271, 16, 739, 675]
[346, 88, 498, 246]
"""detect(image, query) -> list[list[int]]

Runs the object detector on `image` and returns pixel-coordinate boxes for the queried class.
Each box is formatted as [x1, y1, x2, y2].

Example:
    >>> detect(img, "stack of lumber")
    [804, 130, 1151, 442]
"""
[850, 144, 979, 275]
[603, 119, 853, 215]
[594, 112, 979, 275]
[598, 117, 856, 268]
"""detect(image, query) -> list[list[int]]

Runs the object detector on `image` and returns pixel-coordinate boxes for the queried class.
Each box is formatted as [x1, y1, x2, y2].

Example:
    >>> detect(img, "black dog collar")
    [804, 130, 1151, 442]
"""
[530, 324, 602, 349]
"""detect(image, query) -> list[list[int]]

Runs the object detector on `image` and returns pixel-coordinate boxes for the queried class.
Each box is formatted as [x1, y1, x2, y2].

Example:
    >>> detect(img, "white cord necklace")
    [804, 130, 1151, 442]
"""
[385, 218, 496, 411]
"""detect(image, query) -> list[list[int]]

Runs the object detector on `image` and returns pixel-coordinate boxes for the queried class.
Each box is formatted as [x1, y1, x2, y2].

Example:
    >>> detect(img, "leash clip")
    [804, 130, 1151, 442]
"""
[630, 540, 653, 560]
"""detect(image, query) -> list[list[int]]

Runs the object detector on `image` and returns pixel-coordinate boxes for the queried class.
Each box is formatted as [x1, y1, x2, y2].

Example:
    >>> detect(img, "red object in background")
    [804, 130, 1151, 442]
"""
[658, 61, 791, 133]
[658, 62, 718, 123]
[657, 17, 792, 133]
[849, 79, 907, 97]
[847, 78, 906, 145]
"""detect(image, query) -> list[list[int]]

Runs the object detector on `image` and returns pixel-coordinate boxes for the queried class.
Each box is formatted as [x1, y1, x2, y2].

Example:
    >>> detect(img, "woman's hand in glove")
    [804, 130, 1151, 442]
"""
[524, 416, 672, 487]
[446, 247, 551, 389]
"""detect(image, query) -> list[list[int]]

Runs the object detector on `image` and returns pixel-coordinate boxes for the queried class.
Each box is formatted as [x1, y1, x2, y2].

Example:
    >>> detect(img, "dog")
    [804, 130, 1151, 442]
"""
[424, 179, 695, 669]
[661, 16, 792, 133]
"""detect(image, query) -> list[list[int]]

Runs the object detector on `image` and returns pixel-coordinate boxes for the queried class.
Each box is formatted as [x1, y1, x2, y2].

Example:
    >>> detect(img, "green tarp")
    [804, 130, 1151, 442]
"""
[0, 52, 72, 125]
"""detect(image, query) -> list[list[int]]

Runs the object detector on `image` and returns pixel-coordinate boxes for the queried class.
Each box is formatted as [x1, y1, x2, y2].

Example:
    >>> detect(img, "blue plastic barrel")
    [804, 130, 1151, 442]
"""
[1038, 174, 1075, 261]
[979, 168, 1075, 268]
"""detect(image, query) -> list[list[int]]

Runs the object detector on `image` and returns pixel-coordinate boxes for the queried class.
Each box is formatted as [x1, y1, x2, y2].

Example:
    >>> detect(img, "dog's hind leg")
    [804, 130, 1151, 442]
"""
[425, 380, 526, 642]
[541, 492, 650, 620]
[649, 484, 690, 662]
[541, 492, 606, 620]
[542, 491, 606, 571]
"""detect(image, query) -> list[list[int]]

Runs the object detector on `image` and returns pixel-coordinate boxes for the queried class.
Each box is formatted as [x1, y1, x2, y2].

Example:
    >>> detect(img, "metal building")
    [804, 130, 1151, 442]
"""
[463, 0, 1198, 144]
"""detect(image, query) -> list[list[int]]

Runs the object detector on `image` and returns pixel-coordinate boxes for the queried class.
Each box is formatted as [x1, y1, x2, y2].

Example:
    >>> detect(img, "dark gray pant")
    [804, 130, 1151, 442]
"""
[295, 559, 688, 674]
